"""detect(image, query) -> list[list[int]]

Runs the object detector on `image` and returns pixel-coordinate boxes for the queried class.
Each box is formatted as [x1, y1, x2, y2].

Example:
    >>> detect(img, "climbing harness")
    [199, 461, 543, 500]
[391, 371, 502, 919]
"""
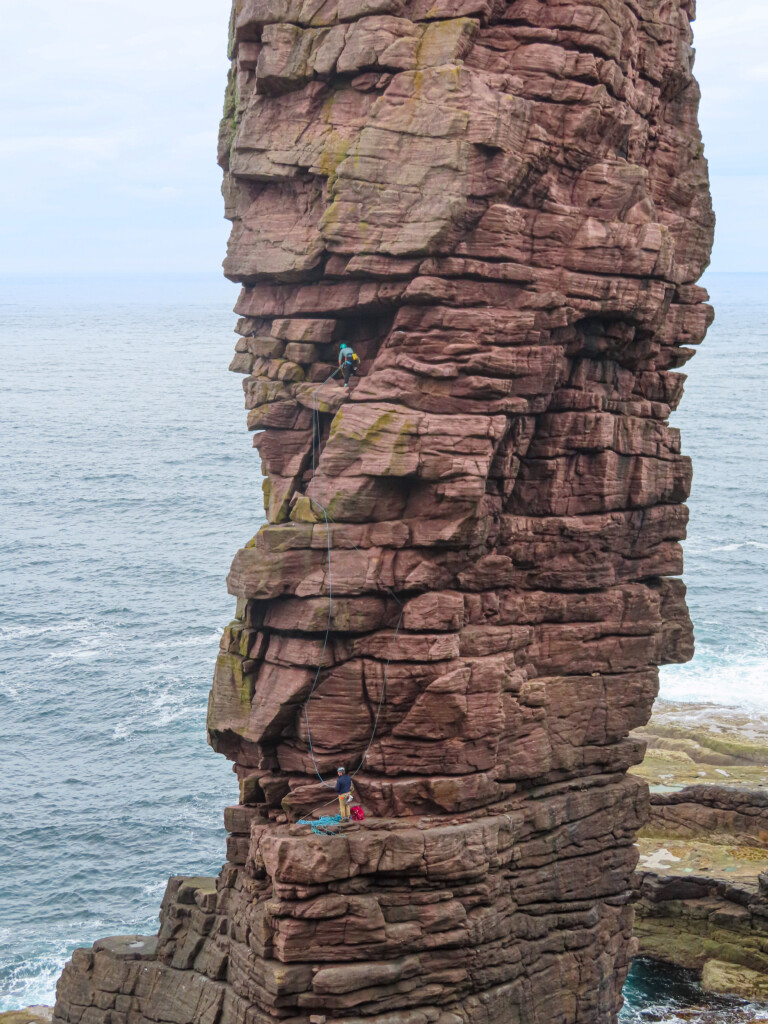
[299, 360, 405, 806]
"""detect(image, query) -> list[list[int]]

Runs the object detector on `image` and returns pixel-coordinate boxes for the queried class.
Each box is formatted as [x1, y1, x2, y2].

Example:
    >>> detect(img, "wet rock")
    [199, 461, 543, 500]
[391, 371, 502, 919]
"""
[634, 783, 768, 995]
[0, 1010, 53, 1024]
[702, 960, 768, 1002]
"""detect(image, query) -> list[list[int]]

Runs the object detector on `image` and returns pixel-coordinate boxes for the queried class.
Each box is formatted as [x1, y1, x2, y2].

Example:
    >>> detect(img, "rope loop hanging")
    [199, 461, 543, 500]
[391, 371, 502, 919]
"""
[299, 362, 404, 794]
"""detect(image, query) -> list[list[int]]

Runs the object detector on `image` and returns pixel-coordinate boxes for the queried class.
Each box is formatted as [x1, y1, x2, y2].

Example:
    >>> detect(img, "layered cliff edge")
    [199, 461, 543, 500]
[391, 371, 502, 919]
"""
[51, 2, 714, 1024]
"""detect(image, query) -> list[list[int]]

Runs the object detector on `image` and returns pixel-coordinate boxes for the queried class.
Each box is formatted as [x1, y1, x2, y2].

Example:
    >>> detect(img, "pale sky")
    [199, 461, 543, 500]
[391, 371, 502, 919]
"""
[0, 0, 765, 274]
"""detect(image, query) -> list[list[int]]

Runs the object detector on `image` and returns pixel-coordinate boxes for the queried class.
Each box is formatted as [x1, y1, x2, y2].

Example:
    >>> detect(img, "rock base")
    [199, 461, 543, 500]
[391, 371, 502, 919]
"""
[633, 778, 768, 1001]
[0, 1010, 54, 1024]
[54, 778, 644, 1024]
[702, 960, 768, 1003]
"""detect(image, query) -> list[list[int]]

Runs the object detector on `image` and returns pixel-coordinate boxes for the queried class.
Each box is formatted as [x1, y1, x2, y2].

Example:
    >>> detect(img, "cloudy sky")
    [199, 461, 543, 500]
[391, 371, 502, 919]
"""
[0, 0, 765, 274]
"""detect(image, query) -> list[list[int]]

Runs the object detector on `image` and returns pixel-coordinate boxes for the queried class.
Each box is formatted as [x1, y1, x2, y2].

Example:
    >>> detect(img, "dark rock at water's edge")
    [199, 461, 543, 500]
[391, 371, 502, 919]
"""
[631, 707, 768, 1000]
[633, 778, 768, 1002]
[621, 958, 760, 1024]
[50, 1, 714, 1023]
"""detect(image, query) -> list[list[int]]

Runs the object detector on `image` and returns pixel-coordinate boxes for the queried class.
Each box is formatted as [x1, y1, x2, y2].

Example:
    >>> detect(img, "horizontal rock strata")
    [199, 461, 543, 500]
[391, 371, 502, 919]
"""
[52, 1, 714, 1023]
[646, 785, 768, 846]
[635, 784, 768, 1001]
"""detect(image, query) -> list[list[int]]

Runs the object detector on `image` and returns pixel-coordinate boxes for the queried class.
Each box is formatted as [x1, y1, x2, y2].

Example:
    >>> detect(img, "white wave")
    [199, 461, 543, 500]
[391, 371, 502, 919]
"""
[707, 540, 768, 553]
[141, 879, 168, 901]
[0, 953, 68, 1013]
[660, 654, 768, 709]
[0, 619, 95, 641]
[621, 1006, 762, 1024]
[163, 633, 220, 649]
[39, 627, 126, 665]
[153, 704, 198, 728]
[621, 1014, 705, 1024]
[110, 686, 200, 738]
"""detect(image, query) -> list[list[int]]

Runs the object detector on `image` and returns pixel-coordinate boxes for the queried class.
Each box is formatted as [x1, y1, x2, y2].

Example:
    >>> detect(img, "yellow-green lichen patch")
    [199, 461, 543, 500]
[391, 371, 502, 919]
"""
[415, 18, 478, 70]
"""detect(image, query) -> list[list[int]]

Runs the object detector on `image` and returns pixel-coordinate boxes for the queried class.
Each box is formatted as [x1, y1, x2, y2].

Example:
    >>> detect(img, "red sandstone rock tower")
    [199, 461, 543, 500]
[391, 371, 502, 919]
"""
[53, 2, 714, 1023]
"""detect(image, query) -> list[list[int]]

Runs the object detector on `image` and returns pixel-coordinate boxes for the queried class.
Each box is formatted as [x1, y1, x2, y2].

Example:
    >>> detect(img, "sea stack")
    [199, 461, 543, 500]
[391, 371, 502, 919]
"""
[52, 2, 714, 1023]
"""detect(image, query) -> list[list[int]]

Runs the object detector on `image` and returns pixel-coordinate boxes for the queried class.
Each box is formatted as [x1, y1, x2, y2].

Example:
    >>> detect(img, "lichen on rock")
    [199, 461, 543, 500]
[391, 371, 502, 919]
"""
[51, 1, 714, 1023]
[631, 704, 768, 999]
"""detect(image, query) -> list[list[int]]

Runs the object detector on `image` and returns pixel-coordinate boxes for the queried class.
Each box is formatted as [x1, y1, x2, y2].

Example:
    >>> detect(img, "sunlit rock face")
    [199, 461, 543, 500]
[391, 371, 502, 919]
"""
[52, 3, 714, 1024]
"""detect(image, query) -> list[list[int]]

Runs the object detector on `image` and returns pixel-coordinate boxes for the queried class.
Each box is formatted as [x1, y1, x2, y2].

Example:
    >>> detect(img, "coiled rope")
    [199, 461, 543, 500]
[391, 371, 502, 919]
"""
[296, 813, 343, 835]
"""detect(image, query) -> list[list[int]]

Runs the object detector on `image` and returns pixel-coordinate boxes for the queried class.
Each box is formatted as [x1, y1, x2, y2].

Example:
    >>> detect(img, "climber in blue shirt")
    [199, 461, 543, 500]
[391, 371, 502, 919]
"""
[335, 766, 353, 821]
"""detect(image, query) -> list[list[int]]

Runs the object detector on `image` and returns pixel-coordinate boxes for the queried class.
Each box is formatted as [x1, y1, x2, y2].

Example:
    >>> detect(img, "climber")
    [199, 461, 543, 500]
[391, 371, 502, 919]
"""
[335, 766, 353, 821]
[338, 344, 360, 387]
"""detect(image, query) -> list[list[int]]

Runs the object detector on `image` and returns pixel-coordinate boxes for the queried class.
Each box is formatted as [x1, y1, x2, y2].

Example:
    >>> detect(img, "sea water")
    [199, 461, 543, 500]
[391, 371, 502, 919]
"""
[1, 272, 766, 1017]
[657, 274, 768, 711]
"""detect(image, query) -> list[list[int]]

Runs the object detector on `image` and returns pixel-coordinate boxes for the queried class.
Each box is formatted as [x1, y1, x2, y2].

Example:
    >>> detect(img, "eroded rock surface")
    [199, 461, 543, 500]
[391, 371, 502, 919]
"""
[632, 700, 768, 791]
[52, 2, 713, 1023]
[634, 784, 768, 1000]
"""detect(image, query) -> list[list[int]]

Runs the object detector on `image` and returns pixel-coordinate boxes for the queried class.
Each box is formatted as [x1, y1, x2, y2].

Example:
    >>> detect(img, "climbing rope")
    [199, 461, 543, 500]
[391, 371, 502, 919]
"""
[297, 813, 343, 835]
[298, 362, 405, 797]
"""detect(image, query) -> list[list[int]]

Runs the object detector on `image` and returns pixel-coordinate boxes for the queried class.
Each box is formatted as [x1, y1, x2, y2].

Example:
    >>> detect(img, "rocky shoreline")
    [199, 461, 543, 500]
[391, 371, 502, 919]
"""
[630, 700, 768, 1006]
[0, 1009, 53, 1024]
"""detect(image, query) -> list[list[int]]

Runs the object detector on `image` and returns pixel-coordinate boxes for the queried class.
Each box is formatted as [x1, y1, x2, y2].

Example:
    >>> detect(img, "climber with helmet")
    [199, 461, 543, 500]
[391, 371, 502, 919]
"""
[335, 766, 353, 821]
[338, 344, 360, 387]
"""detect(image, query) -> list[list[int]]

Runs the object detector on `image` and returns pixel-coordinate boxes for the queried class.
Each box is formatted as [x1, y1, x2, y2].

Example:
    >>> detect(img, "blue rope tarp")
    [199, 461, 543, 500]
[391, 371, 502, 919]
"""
[297, 814, 343, 836]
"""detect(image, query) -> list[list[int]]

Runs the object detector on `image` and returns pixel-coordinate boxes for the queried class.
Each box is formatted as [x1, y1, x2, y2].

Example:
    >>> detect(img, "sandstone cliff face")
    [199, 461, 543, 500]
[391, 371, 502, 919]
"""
[53, 3, 714, 1024]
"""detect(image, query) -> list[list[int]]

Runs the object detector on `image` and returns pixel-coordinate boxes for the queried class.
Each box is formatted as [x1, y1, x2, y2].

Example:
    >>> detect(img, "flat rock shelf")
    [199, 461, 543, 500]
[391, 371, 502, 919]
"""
[51, 2, 714, 1024]
[631, 702, 768, 1003]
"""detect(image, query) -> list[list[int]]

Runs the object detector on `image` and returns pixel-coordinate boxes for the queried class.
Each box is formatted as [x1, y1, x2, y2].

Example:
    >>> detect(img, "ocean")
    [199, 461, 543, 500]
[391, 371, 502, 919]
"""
[1, 272, 766, 1018]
